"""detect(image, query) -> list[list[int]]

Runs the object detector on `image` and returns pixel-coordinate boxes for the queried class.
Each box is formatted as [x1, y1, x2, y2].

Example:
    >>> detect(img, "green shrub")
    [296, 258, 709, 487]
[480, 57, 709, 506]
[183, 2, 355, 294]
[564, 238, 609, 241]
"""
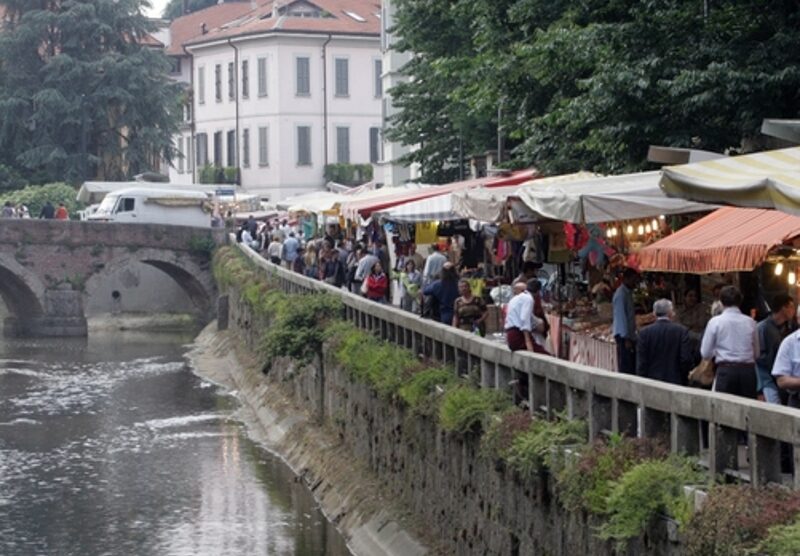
[480, 408, 534, 460]
[557, 434, 669, 514]
[187, 234, 217, 256]
[438, 386, 512, 434]
[323, 163, 373, 185]
[330, 322, 418, 398]
[0, 182, 82, 219]
[398, 367, 457, 415]
[198, 164, 217, 184]
[260, 292, 343, 365]
[598, 456, 703, 551]
[684, 484, 800, 556]
[752, 517, 800, 556]
[503, 415, 586, 478]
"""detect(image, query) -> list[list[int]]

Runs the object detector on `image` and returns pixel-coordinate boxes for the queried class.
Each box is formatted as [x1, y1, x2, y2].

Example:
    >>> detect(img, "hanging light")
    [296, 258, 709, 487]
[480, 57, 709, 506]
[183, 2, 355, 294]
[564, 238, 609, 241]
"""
[651, 218, 658, 230]
[606, 228, 613, 239]
[776, 262, 785, 276]
[645, 224, 652, 234]
[626, 224, 634, 235]
[659, 214, 666, 220]
[637, 224, 645, 236]
[612, 227, 619, 237]
[790, 271, 797, 286]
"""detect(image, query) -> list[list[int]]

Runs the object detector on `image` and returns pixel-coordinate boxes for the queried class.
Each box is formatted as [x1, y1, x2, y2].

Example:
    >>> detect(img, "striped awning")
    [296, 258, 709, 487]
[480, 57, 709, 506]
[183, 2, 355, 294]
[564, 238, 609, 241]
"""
[660, 147, 800, 216]
[637, 207, 800, 274]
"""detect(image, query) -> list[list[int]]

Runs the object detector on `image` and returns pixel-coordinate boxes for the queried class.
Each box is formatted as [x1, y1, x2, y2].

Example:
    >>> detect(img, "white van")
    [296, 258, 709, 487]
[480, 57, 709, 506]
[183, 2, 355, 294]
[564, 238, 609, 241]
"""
[88, 188, 211, 227]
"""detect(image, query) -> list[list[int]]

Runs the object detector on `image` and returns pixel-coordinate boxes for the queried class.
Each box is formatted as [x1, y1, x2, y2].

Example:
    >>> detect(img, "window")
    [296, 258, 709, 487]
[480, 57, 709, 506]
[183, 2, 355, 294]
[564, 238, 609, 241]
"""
[170, 57, 182, 75]
[296, 56, 310, 95]
[241, 60, 249, 99]
[258, 126, 269, 166]
[196, 133, 208, 166]
[374, 59, 382, 97]
[257, 57, 267, 97]
[197, 67, 205, 104]
[226, 130, 236, 167]
[228, 62, 235, 100]
[183, 102, 192, 123]
[242, 129, 250, 168]
[117, 198, 135, 213]
[334, 58, 348, 97]
[177, 137, 185, 173]
[369, 127, 381, 164]
[336, 126, 349, 164]
[213, 131, 222, 166]
[214, 64, 222, 102]
[297, 126, 311, 165]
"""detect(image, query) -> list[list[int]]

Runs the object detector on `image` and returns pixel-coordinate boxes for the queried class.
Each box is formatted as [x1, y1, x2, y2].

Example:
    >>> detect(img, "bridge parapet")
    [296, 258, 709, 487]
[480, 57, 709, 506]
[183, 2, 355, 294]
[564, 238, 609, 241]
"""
[236, 242, 800, 490]
[0, 219, 226, 251]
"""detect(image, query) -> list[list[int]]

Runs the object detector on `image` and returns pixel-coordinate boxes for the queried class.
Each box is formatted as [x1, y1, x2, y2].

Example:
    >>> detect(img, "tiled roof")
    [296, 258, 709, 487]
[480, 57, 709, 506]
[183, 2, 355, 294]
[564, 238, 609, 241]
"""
[182, 0, 380, 49]
[166, 1, 269, 56]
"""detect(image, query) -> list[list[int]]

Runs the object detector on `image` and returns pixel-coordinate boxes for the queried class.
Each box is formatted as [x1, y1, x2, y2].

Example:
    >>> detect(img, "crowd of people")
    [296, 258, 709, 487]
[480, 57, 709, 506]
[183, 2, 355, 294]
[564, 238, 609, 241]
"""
[1, 200, 68, 219]
[238, 217, 557, 353]
[613, 270, 800, 412]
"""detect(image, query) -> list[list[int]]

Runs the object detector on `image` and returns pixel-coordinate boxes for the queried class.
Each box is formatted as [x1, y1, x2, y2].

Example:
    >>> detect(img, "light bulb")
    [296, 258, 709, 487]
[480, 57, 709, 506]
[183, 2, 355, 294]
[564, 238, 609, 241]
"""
[606, 229, 613, 239]
[645, 224, 652, 234]
[612, 227, 618, 237]
[651, 219, 658, 230]
[626, 225, 634, 235]
[776, 262, 784, 276]
[637, 224, 644, 236]
[790, 271, 797, 286]
[659, 214, 666, 220]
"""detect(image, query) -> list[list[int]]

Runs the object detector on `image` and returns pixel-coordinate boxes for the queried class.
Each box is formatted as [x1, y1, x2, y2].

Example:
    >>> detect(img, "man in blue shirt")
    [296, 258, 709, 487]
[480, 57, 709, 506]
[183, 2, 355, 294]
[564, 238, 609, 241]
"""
[281, 232, 300, 268]
[613, 268, 638, 374]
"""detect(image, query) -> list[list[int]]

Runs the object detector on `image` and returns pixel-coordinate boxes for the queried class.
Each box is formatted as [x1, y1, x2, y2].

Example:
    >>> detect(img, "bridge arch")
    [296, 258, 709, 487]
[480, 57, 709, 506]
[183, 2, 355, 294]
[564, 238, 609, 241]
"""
[84, 248, 215, 319]
[0, 254, 46, 321]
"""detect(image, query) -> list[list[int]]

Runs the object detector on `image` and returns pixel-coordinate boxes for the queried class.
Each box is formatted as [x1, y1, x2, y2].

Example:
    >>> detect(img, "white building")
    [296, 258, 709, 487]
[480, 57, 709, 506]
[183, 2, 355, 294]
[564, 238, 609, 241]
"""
[163, 0, 382, 201]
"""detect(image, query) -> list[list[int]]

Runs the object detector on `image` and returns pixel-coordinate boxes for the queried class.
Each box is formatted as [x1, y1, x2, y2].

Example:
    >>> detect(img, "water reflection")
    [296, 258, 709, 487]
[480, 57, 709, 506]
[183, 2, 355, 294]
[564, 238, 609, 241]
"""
[0, 332, 349, 556]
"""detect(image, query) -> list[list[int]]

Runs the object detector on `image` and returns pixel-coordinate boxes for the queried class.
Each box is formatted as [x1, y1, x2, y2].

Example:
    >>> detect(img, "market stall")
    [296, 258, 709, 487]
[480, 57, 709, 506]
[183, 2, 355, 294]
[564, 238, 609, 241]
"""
[452, 170, 717, 371]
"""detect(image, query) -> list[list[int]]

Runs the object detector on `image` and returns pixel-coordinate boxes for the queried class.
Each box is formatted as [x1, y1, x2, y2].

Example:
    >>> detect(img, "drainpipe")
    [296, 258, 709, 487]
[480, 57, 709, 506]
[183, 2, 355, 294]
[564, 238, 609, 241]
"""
[322, 34, 332, 172]
[227, 38, 241, 185]
[183, 46, 196, 183]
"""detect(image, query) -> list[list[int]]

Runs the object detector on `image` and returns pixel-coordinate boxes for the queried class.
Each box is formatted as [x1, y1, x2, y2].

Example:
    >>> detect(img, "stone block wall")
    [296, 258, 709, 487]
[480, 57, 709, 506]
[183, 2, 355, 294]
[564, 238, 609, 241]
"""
[227, 288, 682, 556]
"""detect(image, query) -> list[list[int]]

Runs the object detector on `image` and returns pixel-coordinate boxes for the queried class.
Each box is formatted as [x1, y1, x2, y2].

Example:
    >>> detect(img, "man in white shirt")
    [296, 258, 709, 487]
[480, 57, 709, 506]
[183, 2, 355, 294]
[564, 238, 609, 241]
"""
[771, 305, 800, 408]
[700, 285, 759, 398]
[505, 283, 534, 352]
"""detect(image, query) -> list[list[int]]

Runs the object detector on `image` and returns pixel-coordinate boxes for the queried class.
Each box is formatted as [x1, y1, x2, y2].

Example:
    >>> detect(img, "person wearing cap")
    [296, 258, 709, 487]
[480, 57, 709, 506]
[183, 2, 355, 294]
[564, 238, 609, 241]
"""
[636, 299, 694, 386]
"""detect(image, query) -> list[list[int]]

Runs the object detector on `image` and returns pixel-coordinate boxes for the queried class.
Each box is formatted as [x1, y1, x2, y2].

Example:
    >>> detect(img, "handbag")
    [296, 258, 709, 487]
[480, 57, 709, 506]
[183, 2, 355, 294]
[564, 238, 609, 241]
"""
[688, 359, 715, 386]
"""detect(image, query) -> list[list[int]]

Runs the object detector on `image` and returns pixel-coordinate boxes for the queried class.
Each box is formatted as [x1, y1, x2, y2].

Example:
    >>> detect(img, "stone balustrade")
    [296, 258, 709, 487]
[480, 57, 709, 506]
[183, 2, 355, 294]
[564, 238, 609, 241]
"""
[237, 242, 800, 488]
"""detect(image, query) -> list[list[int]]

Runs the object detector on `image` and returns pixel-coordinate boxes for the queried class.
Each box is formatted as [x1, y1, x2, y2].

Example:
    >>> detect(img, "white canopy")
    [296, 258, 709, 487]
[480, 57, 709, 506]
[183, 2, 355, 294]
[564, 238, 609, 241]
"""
[515, 171, 714, 223]
[372, 191, 461, 223]
[452, 172, 599, 222]
[276, 191, 343, 213]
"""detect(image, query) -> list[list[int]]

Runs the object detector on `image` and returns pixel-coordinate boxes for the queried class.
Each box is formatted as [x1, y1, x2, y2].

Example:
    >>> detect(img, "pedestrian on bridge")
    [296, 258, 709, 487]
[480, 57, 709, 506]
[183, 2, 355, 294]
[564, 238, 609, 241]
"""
[636, 299, 693, 386]
[54, 202, 69, 220]
[39, 200, 55, 219]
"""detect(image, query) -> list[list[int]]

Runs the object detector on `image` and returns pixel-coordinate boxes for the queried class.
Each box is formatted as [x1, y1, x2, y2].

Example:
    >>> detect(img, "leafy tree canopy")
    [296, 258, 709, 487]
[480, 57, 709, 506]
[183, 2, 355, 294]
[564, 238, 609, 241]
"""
[161, 0, 218, 20]
[0, 0, 182, 186]
[388, 0, 800, 179]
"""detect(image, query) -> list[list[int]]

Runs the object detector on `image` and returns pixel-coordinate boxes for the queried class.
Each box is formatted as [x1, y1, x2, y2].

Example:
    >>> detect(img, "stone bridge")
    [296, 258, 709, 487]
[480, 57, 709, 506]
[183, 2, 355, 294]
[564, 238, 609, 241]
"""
[0, 219, 226, 337]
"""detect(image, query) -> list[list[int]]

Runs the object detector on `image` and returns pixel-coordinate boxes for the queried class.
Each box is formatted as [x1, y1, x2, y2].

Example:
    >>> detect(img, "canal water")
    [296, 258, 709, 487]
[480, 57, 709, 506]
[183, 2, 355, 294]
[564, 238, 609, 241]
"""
[0, 332, 350, 556]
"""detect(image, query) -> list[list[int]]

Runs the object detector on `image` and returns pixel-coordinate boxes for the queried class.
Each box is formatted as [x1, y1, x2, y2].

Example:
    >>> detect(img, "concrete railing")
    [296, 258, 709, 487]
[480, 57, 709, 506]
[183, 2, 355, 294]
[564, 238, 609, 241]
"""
[237, 243, 800, 489]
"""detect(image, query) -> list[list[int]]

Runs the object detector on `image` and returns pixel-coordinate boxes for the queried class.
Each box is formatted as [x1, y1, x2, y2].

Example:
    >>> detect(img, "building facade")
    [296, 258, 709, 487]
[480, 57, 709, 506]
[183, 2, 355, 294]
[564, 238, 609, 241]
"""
[164, 0, 382, 201]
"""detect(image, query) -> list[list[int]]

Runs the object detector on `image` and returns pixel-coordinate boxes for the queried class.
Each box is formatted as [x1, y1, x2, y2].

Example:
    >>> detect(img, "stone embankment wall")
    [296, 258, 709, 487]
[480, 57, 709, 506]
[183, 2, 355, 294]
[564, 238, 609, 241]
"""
[225, 289, 681, 556]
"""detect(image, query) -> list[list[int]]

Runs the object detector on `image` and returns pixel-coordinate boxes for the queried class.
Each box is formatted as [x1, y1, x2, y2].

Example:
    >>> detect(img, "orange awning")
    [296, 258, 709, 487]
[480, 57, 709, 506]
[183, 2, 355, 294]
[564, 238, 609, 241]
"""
[637, 207, 800, 273]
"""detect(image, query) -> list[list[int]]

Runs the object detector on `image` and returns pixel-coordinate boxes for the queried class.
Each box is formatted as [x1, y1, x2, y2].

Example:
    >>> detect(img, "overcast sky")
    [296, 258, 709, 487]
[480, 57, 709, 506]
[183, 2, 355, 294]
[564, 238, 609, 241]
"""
[145, 0, 169, 18]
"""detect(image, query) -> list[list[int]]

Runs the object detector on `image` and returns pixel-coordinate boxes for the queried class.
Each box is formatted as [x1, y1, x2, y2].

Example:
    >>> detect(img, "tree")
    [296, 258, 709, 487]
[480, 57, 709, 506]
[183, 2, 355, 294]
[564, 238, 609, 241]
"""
[388, 0, 800, 176]
[162, 0, 217, 20]
[0, 0, 182, 185]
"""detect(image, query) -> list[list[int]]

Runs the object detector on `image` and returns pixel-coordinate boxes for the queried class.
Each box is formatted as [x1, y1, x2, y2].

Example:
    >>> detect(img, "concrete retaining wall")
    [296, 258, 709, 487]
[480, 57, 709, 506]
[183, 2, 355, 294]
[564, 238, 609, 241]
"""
[225, 287, 682, 556]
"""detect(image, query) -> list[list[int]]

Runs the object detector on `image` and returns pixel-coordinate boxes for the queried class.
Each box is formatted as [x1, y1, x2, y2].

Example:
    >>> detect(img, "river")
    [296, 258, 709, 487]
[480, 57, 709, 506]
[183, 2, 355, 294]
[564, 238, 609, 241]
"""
[0, 331, 350, 556]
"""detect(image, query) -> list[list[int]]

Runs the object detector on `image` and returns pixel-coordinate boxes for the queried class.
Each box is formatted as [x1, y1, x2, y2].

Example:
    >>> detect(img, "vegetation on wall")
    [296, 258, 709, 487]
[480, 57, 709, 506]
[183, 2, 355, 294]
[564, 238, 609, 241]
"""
[323, 164, 374, 186]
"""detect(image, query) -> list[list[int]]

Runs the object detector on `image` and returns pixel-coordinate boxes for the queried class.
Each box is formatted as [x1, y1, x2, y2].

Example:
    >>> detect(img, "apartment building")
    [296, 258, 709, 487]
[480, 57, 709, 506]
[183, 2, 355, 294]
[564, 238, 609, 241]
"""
[164, 0, 382, 201]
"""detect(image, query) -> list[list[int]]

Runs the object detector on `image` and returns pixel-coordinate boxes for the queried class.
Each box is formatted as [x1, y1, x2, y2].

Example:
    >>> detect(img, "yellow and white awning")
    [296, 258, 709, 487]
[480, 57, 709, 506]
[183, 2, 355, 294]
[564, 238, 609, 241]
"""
[660, 147, 800, 216]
